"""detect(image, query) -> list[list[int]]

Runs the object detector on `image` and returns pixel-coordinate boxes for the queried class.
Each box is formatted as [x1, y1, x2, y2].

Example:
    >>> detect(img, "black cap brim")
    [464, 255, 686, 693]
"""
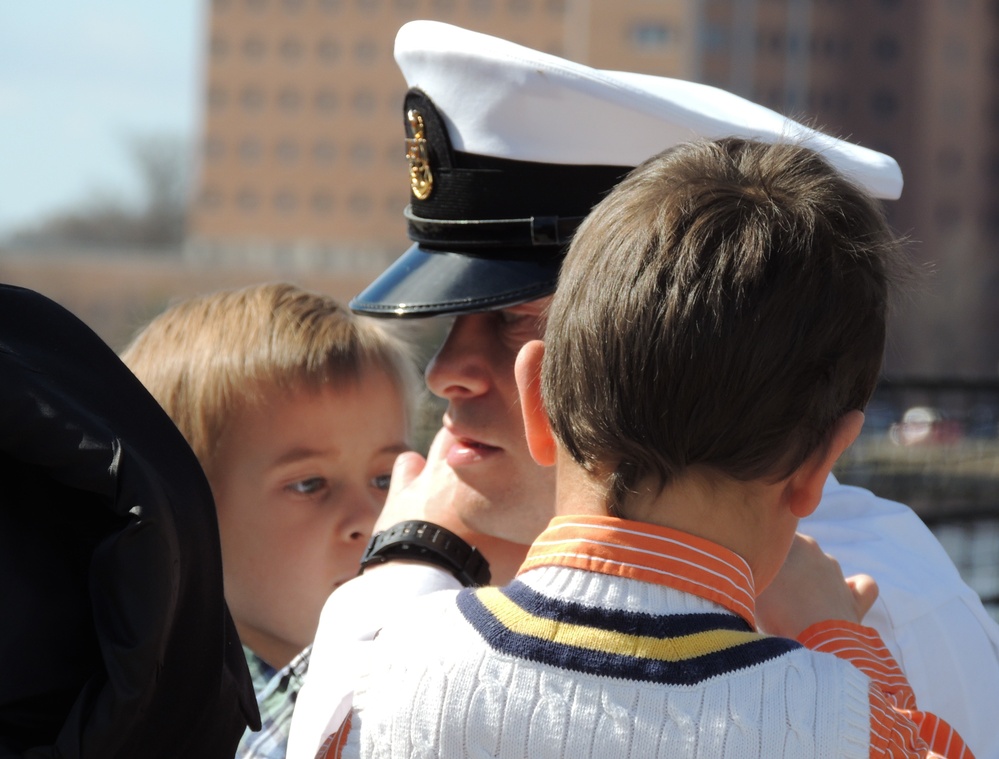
[349, 243, 560, 318]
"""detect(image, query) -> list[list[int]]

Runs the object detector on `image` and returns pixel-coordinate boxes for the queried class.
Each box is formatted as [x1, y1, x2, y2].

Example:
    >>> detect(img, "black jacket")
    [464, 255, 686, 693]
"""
[0, 284, 259, 758]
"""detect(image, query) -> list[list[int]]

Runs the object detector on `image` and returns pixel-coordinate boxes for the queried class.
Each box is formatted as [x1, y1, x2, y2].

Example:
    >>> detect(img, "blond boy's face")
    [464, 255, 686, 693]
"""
[210, 370, 409, 669]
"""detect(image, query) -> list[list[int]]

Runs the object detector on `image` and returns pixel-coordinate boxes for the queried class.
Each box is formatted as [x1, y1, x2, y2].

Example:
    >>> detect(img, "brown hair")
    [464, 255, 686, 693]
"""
[121, 282, 419, 479]
[542, 138, 908, 511]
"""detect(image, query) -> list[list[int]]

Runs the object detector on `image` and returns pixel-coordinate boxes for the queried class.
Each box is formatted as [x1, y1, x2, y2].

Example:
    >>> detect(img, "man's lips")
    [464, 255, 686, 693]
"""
[445, 435, 502, 467]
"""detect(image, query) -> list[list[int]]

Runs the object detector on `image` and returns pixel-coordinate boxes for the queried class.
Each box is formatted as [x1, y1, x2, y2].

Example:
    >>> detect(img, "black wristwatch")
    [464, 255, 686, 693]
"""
[359, 520, 491, 587]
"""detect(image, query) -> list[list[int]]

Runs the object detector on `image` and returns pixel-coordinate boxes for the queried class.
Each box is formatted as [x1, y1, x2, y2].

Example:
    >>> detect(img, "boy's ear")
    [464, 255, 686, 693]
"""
[784, 410, 865, 518]
[514, 340, 557, 467]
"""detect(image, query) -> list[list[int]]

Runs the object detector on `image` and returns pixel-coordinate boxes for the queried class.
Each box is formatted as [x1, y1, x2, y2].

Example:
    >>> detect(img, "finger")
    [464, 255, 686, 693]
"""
[845, 574, 880, 620]
[386, 451, 427, 498]
[423, 426, 456, 466]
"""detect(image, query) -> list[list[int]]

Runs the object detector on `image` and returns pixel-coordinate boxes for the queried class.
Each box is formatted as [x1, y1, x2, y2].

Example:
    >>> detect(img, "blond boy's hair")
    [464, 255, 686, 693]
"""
[121, 282, 418, 479]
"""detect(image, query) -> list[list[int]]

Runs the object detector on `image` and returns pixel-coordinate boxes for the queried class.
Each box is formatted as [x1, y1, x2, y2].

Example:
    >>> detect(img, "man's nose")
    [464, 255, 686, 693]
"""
[424, 314, 492, 400]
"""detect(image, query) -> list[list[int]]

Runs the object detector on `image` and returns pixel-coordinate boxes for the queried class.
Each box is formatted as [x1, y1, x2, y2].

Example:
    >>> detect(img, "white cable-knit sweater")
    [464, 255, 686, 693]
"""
[306, 516, 971, 759]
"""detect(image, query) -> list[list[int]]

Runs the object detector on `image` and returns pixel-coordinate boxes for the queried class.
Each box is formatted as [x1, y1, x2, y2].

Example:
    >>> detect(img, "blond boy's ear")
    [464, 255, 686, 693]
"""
[514, 340, 557, 467]
[784, 410, 865, 518]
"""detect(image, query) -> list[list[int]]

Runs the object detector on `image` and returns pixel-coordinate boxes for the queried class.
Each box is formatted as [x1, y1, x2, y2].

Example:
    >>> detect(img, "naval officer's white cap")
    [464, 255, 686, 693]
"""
[350, 20, 903, 318]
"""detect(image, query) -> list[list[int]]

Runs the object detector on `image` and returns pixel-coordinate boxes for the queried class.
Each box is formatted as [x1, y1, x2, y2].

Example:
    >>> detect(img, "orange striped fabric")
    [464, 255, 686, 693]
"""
[801, 622, 974, 759]
[316, 712, 352, 759]
[518, 515, 758, 626]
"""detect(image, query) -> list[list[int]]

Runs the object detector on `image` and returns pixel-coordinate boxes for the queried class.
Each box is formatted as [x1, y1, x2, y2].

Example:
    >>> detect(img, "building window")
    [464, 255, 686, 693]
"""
[509, 0, 530, 14]
[940, 92, 966, 121]
[207, 85, 228, 109]
[312, 191, 335, 214]
[352, 91, 376, 115]
[237, 189, 260, 212]
[983, 205, 999, 234]
[243, 37, 266, 60]
[384, 194, 406, 216]
[985, 152, 999, 180]
[872, 34, 899, 63]
[200, 189, 223, 210]
[315, 89, 339, 114]
[317, 38, 341, 63]
[280, 37, 303, 62]
[283, 0, 305, 11]
[274, 190, 298, 213]
[203, 137, 225, 161]
[240, 87, 265, 111]
[319, 0, 341, 11]
[350, 142, 374, 165]
[355, 39, 377, 63]
[275, 139, 300, 164]
[870, 90, 898, 118]
[210, 36, 228, 58]
[246, 0, 267, 11]
[313, 140, 338, 165]
[357, 0, 379, 11]
[348, 194, 373, 215]
[935, 203, 960, 229]
[385, 143, 405, 166]
[547, 0, 565, 12]
[278, 87, 303, 112]
[701, 23, 728, 52]
[630, 22, 673, 49]
[469, 0, 492, 13]
[937, 147, 963, 176]
[239, 138, 263, 163]
[943, 39, 967, 67]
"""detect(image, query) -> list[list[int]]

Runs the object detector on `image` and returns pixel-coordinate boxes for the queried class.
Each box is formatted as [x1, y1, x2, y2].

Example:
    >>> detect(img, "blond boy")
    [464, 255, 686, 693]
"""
[121, 282, 417, 759]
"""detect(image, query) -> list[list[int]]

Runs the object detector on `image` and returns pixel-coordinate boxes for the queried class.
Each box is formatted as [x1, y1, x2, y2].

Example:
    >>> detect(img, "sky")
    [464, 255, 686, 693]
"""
[0, 1, 203, 237]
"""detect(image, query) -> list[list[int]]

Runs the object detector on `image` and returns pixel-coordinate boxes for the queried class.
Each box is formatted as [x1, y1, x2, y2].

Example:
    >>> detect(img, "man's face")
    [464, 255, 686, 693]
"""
[424, 297, 556, 544]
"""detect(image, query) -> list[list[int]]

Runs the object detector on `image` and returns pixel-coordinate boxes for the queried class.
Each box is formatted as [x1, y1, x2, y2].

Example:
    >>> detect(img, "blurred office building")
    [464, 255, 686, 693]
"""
[188, 0, 999, 375]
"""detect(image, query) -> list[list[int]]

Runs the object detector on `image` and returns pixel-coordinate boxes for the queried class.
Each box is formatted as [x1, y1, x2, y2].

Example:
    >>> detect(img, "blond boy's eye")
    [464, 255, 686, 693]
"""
[371, 473, 392, 491]
[289, 477, 325, 495]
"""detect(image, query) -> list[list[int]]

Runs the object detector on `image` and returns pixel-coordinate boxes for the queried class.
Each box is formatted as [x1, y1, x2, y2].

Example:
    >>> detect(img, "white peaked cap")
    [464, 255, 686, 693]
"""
[395, 20, 903, 200]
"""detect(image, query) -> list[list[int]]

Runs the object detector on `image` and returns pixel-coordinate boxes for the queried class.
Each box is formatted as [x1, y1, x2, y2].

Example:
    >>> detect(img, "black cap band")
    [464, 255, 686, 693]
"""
[404, 206, 585, 248]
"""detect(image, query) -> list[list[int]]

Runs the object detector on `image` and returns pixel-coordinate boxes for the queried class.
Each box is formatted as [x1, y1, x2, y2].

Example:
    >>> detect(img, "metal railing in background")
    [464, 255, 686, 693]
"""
[835, 378, 999, 621]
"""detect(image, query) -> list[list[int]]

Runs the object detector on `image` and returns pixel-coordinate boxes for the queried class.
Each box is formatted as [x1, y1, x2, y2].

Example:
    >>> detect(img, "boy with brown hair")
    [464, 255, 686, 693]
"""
[310, 139, 969, 757]
[121, 282, 418, 759]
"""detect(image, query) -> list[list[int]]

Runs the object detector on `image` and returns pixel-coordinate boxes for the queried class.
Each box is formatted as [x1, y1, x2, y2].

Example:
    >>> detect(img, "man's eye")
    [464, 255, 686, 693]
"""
[499, 310, 526, 325]
[289, 477, 325, 495]
[370, 473, 392, 491]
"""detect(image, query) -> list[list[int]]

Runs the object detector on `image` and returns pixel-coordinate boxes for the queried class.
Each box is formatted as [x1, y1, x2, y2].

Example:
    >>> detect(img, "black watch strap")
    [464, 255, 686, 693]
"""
[359, 520, 491, 587]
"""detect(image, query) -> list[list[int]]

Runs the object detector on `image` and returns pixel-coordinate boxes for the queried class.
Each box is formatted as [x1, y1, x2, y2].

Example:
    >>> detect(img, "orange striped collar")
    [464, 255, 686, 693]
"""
[519, 515, 758, 628]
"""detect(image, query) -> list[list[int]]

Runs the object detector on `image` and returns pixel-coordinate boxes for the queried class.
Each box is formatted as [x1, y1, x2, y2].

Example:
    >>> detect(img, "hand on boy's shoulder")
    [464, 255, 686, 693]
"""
[756, 534, 880, 639]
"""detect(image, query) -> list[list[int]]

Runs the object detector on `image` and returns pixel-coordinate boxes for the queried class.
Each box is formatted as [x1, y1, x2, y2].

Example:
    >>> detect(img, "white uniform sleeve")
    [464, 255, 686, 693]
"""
[287, 563, 462, 759]
[803, 474, 999, 759]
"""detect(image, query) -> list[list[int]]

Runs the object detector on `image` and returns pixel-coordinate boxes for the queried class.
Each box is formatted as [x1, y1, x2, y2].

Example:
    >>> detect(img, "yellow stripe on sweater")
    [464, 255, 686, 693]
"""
[476, 587, 767, 662]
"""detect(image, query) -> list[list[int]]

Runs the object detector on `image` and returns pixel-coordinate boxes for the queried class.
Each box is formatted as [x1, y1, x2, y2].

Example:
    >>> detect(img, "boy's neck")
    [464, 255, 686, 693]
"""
[553, 455, 797, 593]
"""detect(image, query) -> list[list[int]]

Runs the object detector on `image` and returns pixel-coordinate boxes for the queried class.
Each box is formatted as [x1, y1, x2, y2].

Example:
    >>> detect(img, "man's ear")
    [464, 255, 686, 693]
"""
[784, 410, 865, 518]
[514, 340, 557, 466]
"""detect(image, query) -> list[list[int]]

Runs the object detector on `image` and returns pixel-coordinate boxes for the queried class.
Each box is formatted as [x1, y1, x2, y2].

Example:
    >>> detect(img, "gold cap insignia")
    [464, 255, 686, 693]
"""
[406, 109, 433, 201]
